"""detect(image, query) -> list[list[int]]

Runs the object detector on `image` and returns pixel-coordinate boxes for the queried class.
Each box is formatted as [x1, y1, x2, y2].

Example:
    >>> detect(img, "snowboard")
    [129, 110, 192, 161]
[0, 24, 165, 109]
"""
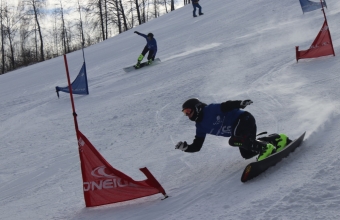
[241, 132, 306, 182]
[123, 58, 161, 73]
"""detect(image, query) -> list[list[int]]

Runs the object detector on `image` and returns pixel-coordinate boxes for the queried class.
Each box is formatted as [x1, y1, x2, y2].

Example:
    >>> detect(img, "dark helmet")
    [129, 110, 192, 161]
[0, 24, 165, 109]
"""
[182, 98, 201, 111]
[182, 98, 206, 121]
[147, 33, 154, 38]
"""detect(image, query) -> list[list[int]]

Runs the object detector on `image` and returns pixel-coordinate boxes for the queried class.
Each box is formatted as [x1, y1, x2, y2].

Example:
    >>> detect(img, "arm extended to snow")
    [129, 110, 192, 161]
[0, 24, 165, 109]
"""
[184, 136, 205, 153]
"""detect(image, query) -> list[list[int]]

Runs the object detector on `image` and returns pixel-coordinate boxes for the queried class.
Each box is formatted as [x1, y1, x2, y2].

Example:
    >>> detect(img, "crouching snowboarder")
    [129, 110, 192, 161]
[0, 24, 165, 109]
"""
[134, 31, 157, 69]
[176, 98, 291, 161]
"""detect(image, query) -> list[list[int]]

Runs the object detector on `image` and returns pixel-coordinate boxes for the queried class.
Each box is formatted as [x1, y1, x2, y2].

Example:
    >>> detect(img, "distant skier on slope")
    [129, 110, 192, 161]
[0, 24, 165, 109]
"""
[133, 31, 157, 69]
[175, 98, 292, 161]
[192, 0, 204, 17]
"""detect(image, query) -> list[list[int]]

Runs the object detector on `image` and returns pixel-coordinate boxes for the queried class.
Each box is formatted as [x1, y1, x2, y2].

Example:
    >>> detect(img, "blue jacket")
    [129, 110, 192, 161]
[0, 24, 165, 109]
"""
[137, 33, 157, 52]
[184, 101, 246, 153]
[196, 104, 244, 139]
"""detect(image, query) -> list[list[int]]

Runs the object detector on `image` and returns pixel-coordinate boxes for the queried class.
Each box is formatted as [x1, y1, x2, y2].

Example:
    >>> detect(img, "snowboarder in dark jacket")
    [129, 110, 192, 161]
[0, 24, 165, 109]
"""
[175, 98, 291, 161]
[134, 31, 157, 69]
[192, 0, 203, 17]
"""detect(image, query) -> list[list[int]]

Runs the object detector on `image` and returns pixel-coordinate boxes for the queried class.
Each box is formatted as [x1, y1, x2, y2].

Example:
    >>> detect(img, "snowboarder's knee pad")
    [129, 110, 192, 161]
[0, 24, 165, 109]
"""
[229, 136, 253, 149]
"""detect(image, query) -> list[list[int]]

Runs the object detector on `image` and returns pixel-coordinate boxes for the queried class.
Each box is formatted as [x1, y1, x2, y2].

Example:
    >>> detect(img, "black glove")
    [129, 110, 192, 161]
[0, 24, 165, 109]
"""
[175, 141, 188, 151]
[240, 100, 253, 109]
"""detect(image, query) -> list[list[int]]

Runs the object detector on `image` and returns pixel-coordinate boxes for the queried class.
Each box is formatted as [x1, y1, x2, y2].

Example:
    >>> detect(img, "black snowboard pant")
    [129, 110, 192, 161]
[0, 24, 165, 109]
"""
[229, 112, 259, 159]
[141, 45, 156, 61]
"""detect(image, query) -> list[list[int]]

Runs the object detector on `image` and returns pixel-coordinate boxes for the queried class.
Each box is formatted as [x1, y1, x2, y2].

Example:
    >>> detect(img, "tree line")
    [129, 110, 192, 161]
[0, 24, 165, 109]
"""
[0, 0, 182, 75]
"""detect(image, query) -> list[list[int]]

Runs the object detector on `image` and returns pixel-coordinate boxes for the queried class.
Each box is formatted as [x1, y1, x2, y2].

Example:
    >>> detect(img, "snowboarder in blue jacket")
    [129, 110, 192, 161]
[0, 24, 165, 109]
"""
[175, 98, 291, 161]
[134, 31, 157, 69]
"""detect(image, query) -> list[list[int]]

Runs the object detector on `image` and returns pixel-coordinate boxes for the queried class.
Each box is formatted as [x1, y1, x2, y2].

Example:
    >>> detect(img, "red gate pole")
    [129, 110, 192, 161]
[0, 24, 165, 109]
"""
[321, 0, 335, 56]
[63, 54, 80, 136]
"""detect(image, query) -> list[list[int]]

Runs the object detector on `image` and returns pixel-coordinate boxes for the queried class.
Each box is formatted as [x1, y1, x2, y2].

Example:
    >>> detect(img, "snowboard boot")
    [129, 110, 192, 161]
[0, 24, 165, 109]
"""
[193, 15, 197, 17]
[199, 13, 204, 16]
[134, 62, 141, 69]
[134, 54, 144, 69]
[257, 142, 276, 161]
[258, 133, 291, 153]
[147, 59, 153, 65]
[275, 134, 291, 152]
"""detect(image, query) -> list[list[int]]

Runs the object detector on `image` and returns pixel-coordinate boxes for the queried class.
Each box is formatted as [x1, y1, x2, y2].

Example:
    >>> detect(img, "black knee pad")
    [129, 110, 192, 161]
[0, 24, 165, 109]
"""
[229, 136, 253, 149]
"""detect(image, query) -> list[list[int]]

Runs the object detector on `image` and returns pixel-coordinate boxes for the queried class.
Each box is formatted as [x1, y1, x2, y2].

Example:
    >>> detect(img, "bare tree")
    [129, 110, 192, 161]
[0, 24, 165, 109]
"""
[1, 1, 5, 74]
[99, 0, 106, 40]
[153, 0, 158, 18]
[77, 0, 85, 47]
[104, 0, 108, 39]
[128, 0, 134, 27]
[22, 0, 45, 61]
[106, 0, 128, 33]
[3, 5, 18, 70]
[19, 16, 32, 66]
[58, 0, 71, 54]
[171, 0, 175, 11]
[162, 0, 169, 13]
[134, 0, 142, 25]
[87, 0, 108, 41]
[141, 0, 146, 23]
[111, 0, 122, 33]
[119, 0, 128, 31]
[52, 5, 59, 57]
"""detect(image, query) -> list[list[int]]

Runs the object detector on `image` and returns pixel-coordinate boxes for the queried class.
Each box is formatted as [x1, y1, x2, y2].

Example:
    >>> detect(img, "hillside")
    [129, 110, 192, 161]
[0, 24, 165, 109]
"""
[1, 0, 340, 219]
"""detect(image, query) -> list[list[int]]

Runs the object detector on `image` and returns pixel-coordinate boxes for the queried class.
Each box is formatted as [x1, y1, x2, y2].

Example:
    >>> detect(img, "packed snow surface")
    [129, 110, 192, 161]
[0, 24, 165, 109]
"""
[1, 0, 340, 219]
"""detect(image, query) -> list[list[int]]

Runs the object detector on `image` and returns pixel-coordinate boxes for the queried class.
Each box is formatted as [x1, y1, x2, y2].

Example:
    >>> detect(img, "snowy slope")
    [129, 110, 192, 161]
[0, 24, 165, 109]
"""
[1, 0, 340, 219]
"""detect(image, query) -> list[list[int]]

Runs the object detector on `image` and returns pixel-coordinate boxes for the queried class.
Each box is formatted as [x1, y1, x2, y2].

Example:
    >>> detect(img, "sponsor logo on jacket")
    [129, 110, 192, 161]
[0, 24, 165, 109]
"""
[211, 115, 231, 136]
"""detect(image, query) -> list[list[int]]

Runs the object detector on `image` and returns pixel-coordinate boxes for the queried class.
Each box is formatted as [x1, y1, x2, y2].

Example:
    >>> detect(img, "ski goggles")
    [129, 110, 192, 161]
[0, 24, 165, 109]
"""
[182, 108, 192, 116]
